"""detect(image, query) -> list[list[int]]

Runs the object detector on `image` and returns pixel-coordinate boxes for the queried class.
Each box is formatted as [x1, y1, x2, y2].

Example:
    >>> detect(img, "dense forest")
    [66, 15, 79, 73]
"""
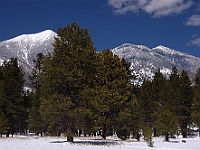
[0, 23, 200, 146]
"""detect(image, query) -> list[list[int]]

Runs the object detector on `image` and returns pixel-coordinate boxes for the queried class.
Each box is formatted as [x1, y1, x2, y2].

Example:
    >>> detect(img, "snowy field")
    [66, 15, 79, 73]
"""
[0, 135, 200, 150]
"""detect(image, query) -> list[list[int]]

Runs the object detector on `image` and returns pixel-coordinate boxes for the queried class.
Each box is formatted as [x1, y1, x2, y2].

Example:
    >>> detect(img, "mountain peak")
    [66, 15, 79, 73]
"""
[152, 45, 185, 56]
[7, 30, 57, 43]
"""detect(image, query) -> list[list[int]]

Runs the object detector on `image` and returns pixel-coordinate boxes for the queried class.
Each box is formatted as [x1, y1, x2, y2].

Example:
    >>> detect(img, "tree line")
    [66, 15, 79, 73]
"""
[0, 23, 200, 145]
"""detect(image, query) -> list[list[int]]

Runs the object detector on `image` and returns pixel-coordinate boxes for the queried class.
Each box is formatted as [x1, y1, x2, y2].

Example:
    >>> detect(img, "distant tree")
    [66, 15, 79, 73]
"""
[191, 84, 200, 136]
[194, 67, 200, 85]
[143, 125, 154, 147]
[191, 68, 200, 136]
[154, 107, 178, 141]
[177, 70, 193, 138]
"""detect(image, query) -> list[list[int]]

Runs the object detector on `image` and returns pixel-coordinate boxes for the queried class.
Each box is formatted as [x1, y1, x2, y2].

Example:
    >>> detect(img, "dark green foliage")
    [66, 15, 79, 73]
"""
[136, 67, 193, 141]
[40, 93, 74, 136]
[191, 84, 200, 136]
[138, 80, 154, 125]
[28, 53, 46, 136]
[178, 70, 193, 138]
[191, 68, 200, 136]
[0, 110, 10, 137]
[1, 58, 26, 135]
[0, 58, 29, 136]
[88, 50, 135, 140]
[151, 70, 168, 129]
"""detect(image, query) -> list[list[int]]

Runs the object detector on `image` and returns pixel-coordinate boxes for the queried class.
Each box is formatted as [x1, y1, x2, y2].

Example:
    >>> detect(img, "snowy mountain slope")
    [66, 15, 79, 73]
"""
[112, 43, 200, 85]
[0, 30, 56, 66]
[0, 30, 200, 86]
[0, 30, 56, 75]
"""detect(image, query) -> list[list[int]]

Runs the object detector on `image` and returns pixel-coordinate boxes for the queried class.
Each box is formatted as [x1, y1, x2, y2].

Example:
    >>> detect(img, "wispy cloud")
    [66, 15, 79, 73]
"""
[186, 14, 200, 26]
[190, 38, 200, 47]
[108, 0, 193, 17]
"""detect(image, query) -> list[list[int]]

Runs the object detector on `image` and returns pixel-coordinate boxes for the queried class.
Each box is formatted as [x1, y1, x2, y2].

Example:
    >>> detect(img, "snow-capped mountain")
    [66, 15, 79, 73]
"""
[112, 43, 200, 85]
[0, 30, 56, 80]
[0, 30, 200, 86]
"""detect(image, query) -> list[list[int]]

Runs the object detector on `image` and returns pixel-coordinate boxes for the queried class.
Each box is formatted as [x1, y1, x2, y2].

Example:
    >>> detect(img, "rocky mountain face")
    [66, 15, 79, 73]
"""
[0, 31, 200, 86]
[0, 30, 56, 83]
[112, 43, 200, 85]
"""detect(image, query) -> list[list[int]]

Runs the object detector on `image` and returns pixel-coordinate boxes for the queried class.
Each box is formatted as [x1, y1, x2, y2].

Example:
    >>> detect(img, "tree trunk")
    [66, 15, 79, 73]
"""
[102, 124, 107, 140]
[67, 129, 74, 142]
[6, 130, 9, 137]
[165, 133, 169, 142]
[180, 122, 188, 138]
[182, 129, 188, 138]
[67, 136, 74, 142]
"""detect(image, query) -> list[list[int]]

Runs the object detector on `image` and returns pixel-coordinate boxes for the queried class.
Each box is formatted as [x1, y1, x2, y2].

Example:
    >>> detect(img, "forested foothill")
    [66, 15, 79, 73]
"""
[0, 23, 200, 146]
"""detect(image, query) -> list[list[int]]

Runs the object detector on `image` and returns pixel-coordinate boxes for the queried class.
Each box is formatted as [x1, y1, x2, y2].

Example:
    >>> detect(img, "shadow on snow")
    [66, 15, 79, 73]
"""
[50, 139, 122, 146]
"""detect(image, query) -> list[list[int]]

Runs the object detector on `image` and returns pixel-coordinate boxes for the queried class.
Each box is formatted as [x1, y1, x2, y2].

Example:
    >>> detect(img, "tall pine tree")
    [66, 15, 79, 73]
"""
[178, 70, 193, 138]
[39, 23, 97, 142]
[89, 50, 134, 140]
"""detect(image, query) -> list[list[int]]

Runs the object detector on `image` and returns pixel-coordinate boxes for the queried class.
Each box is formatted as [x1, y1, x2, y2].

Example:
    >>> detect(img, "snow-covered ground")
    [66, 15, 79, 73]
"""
[0, 135, 199, 150]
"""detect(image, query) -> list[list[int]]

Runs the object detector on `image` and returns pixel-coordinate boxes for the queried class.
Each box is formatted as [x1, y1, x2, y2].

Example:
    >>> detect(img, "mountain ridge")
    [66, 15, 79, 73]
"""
[112, 43, 200, 85]
[0, 31, 199, 86]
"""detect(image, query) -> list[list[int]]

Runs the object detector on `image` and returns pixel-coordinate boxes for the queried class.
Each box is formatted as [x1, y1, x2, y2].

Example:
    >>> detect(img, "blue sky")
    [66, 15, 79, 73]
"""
[1, 0, 200, 57]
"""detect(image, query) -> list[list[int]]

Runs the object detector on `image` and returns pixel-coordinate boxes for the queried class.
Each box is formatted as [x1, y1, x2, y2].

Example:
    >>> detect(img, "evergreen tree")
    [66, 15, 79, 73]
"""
[137, 80, 154, 127]
[169, 66, 181, 110]
[28, 53, 46, 136]
[154, 107, 178, 141]
[0, 67, 10, 137]
[194, 67, 200, 85]
[192, 68, 200, 136]
[0, 110, 10, 137]
[151, 69, 167, 103]
[39, 23, 97, 142]
[1, 58, 25, 136]
[151, 70, 167, 125]
[178, 70, 193, 138]
[191, 84, 200, 136]
[143, 125, 154, 147]
[89, 50, 134, 140]
[169, 68, 193, 138]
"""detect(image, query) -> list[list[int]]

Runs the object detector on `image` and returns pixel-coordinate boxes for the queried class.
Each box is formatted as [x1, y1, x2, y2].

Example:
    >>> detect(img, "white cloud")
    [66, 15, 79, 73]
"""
[186, 14, 200, 26]
[191, 38, 200, 47]
[108, 0, 193, 17]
